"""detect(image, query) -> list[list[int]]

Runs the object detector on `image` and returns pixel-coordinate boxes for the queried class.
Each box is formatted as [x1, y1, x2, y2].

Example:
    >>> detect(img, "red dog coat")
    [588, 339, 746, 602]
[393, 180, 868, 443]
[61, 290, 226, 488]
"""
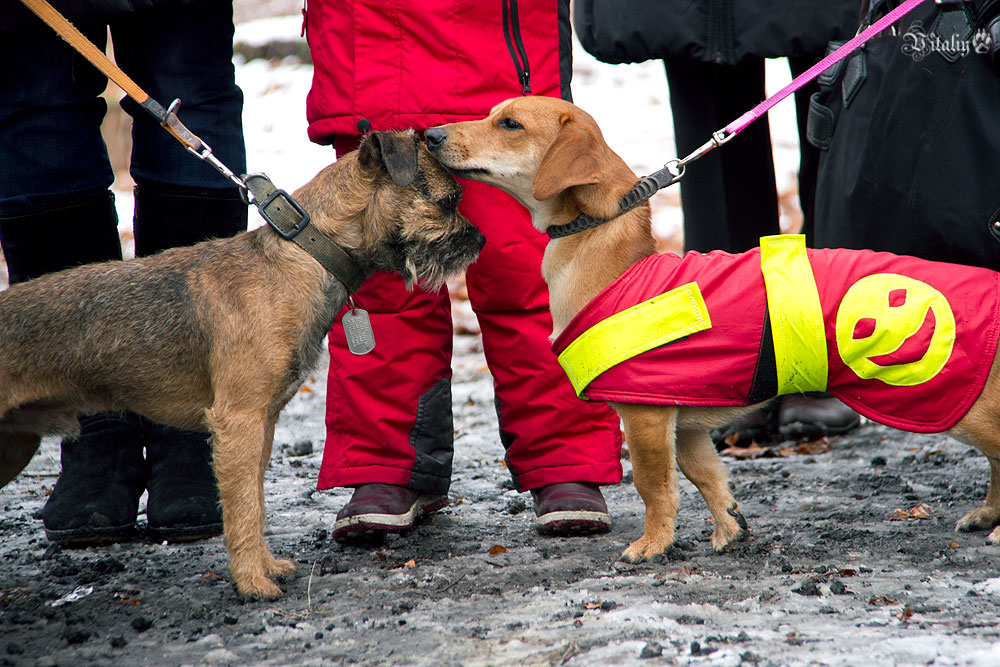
[552, 236, 1000, 433]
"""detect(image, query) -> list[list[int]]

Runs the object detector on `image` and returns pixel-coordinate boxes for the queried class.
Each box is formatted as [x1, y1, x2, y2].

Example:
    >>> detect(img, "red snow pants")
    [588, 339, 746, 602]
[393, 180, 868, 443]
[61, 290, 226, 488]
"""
[317, 141, 622, 494]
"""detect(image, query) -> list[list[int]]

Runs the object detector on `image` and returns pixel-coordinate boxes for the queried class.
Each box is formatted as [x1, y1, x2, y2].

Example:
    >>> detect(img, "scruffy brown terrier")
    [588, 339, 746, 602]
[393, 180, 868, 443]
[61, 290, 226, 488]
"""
[0, 130, 485, 599]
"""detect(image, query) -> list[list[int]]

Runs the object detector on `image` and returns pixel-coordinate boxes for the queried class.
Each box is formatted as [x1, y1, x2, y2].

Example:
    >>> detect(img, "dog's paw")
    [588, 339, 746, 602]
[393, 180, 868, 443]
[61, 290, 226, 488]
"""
[267, 558, 297, 579]
[711, 504, 749, 551]
[236, 575, 284, 601]
[955, 505, 1000, 533]
[621, 533, 674, 563]
[988, 526, 1000, 545]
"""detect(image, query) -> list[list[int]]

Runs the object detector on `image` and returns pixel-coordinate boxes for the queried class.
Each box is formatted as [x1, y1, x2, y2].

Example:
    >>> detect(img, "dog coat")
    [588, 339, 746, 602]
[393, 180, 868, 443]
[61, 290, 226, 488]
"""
[552, 235, 1000, 433]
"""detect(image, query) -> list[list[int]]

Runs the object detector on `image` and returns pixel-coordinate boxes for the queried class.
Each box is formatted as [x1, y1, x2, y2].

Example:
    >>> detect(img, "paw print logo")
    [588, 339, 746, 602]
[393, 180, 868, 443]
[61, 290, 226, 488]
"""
[973, 29, 993, 55]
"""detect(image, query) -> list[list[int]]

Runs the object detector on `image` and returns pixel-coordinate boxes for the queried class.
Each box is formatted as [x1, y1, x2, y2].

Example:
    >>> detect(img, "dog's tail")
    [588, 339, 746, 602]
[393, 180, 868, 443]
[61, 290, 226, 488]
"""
[0, 431, 42, 489]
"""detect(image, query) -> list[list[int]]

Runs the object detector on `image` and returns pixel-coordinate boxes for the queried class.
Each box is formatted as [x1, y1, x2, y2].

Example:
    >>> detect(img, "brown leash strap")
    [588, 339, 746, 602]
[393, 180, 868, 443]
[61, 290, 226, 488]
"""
[17, 0, 367, 294]
[19, 0, 148, 103]
[19, 0, 236, 183]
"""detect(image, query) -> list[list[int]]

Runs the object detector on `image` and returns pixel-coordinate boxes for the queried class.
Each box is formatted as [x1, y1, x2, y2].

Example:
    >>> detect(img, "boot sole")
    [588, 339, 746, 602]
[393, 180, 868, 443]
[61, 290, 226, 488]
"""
[44, 524, 137, 548]
[536, 510, 611, 536]
[147, 522, 223, 543]
[332, 496, 448, 542]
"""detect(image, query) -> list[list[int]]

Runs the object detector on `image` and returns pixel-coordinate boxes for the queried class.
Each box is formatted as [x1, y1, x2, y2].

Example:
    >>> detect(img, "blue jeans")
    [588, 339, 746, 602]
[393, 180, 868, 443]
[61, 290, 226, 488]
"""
[0, 0, 245, 216]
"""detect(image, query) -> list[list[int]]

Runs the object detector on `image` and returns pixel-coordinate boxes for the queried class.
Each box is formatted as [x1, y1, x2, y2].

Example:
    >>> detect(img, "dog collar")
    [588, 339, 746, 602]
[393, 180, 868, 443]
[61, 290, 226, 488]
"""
[243, 174, 365, 293]
[546, 164, 681, 240]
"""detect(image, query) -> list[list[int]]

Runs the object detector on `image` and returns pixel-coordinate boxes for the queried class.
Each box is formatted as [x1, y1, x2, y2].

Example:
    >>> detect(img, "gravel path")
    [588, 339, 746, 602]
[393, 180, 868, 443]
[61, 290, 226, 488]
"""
[3, 334, 999, 666]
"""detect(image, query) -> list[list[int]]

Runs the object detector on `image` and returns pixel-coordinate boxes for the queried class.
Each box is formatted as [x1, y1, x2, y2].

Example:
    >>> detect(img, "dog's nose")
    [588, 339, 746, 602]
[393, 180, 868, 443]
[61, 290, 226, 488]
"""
[425, 127, 447, 149]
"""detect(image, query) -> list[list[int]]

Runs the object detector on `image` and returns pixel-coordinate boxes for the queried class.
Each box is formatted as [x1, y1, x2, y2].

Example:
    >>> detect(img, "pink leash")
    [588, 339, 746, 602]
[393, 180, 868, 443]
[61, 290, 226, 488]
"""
[672, 0, 931, 174]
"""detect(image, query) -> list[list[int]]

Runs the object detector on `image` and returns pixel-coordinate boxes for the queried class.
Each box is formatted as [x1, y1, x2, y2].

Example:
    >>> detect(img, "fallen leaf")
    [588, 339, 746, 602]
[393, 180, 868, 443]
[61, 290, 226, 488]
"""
[488, 545, 507, 555]
[890, 503, 932, 521]
[721, 443, 769, 459]
[949, 541, 960, 549]
[777, 438, 832, 457]
[583, 601, 601, 609]
[403, 559, 416, 568]
[869, 594, 902, 606]
[201, 570, 221, 582]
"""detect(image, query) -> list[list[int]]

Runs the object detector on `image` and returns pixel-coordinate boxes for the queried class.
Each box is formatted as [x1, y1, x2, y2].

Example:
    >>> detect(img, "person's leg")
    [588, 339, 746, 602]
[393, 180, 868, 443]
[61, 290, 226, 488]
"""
[667, 58, 780, 446]
[110, 1, 248, 540]
[665, 58, 779, 253]
[322, 273, 454, 539]
[460, 179, 623, 535]
[320, 136, 454, 541]
[774, 56, 859, 441]
[0, 16, 148, 546]
[0, 15, 121, 274]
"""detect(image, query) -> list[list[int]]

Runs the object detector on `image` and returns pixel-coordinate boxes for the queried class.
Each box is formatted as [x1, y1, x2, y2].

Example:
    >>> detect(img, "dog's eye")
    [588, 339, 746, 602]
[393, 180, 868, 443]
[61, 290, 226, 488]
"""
[499, 118, 523, 131]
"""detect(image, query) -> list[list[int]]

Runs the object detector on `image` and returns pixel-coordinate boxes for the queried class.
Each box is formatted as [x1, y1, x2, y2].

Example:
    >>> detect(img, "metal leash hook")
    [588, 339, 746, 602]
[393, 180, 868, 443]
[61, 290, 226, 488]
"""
[161, 99, 250, 197]
[675, 128, 737, 171]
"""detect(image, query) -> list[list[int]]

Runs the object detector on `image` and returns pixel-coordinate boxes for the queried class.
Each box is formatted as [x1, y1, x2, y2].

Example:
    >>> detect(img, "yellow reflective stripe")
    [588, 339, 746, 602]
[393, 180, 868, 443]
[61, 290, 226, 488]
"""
[759, 234, 828, 393]
[557, 282, 712, 398]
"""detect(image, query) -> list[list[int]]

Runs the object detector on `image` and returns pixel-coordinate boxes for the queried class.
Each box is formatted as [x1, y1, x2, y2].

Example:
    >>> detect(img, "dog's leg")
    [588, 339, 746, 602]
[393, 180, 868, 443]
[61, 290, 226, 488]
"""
[207, 405, 295, 599]
[955, 454, 1000, 544]
[675, 427, 747, 550]
[617, 404, 680, 562]
[254, 419, 295, 580]
[0, 431, 41, 488]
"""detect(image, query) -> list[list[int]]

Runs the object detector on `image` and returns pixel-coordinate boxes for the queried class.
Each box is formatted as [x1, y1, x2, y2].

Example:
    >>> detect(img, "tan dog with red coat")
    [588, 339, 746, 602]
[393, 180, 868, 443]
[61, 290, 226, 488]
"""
[425, 96, 1000, 561]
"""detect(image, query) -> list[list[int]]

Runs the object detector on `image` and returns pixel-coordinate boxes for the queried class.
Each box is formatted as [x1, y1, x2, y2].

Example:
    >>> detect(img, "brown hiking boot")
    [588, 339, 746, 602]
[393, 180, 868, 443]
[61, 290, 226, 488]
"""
[531, 482, 611, 536]
[331, 483, 447, 542]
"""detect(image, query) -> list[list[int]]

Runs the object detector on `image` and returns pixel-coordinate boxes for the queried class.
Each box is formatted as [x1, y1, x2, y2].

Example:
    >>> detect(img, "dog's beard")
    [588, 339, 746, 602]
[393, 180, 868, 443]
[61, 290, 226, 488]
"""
[402, 225, 485, 291]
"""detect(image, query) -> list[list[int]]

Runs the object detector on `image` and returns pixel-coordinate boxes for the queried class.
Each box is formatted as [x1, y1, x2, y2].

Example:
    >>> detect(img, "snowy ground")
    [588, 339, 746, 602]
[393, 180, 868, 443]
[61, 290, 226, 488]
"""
[2, 7, 999, 667]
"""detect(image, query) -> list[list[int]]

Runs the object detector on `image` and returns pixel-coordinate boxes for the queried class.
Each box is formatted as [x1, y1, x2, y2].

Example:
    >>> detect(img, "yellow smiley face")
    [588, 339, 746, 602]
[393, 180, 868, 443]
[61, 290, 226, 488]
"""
[835, 273, 955, 386]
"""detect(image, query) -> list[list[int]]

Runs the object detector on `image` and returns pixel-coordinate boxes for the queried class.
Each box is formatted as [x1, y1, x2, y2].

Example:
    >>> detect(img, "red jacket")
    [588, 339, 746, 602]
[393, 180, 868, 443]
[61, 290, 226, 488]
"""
[304, 0, 572, 144]
[553, 245, 1000, 433]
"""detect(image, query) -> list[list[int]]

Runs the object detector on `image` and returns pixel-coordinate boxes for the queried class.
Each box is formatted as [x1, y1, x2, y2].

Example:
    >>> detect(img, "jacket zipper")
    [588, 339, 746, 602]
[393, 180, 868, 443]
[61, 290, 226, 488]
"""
[502, 0, 531, 94]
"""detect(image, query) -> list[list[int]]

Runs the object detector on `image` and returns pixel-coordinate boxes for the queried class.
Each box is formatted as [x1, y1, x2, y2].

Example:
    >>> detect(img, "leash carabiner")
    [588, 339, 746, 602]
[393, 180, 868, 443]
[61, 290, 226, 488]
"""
[162, 99, 249, 196]
[675, 128, 737, 171]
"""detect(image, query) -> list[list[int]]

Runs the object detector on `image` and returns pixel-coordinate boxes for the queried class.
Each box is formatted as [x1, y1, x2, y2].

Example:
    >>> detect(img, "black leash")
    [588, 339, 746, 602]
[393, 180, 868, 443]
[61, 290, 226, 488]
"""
[546, 162, 684, 239]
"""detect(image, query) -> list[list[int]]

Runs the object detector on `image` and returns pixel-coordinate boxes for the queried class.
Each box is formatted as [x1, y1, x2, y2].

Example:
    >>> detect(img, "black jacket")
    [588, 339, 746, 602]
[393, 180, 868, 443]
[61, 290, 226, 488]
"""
[573, 0, 860, 65]
[7, 0, 218, 32]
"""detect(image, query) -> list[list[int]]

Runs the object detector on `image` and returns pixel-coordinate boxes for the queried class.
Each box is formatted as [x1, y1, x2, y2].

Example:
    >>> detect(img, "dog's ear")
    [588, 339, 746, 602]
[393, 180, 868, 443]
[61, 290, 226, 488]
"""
[358, 131, 419, 187]
[532, 114, 603, 201]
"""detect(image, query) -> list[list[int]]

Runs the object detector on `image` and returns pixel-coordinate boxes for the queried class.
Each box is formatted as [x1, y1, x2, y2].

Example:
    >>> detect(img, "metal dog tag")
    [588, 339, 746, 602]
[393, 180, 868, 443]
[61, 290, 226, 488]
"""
[343, 300, 375, 355]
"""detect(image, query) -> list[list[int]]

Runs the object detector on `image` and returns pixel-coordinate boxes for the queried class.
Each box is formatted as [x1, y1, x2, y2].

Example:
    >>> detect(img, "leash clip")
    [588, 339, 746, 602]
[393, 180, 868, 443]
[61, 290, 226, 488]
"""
[164, 99, 248, 193]
[676, 128, 737, 170]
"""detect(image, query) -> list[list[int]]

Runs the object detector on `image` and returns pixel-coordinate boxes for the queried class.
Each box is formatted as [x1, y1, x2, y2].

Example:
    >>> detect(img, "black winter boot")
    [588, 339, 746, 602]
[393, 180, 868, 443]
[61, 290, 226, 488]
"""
[132, 182, 247, 257]
[0, 190, 122, 284]
[143, 419, 223, 542]
[41, 413, 146, 546]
